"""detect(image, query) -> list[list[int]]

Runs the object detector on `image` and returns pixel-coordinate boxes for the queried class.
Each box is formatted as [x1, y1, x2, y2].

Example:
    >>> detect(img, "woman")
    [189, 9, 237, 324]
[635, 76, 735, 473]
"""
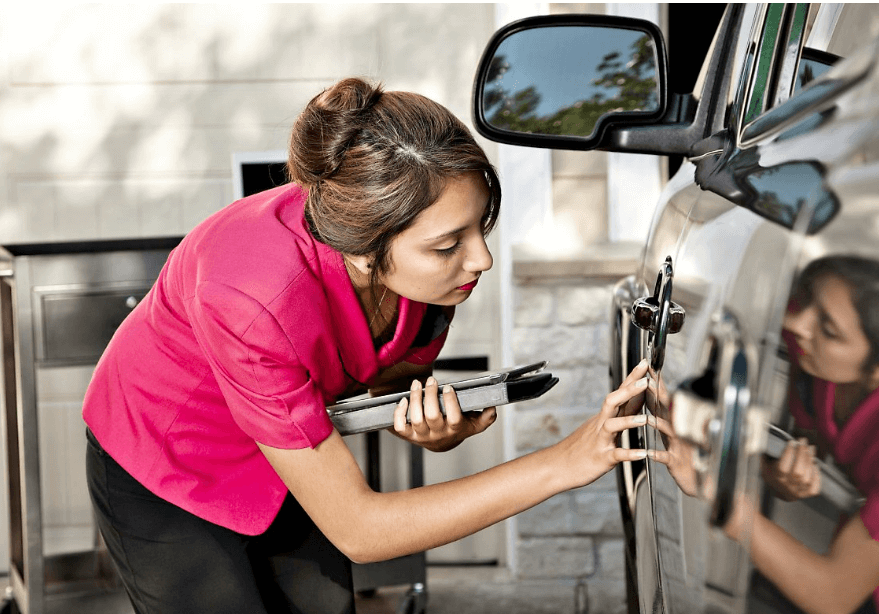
[84, 77, 652, 614]
[740, 255, 879, 614]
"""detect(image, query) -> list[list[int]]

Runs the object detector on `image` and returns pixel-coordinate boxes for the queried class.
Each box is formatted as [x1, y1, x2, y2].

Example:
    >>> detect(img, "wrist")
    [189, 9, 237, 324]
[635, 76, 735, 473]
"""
[542, 438, 584, 493]
[723, 496, 757, 542]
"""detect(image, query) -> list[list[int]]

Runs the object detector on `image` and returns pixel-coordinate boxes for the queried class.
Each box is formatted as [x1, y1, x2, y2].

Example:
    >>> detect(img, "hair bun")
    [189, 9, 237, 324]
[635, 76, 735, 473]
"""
[288, 78, 384, 186]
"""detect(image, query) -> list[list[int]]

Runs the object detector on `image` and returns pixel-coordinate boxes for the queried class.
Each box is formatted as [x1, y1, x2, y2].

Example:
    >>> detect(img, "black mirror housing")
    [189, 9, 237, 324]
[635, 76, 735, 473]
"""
[472, 14, 670, 151]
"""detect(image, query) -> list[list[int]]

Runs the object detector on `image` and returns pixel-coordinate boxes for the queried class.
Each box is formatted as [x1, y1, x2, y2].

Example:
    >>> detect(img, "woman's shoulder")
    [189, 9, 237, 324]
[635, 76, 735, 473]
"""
[196, 183, 310, 246]
[173, 184, 338, 304]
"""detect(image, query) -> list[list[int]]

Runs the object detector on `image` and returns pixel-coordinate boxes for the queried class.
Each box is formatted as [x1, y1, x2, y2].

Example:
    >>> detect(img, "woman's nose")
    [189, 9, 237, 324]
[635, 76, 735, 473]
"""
[465, 236, 493, 273]
[784, 305, 815, 340]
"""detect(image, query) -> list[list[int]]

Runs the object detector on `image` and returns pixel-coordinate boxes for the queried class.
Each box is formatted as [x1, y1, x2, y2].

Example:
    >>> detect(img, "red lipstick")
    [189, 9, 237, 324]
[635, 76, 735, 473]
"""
[457, 279, 478, 292]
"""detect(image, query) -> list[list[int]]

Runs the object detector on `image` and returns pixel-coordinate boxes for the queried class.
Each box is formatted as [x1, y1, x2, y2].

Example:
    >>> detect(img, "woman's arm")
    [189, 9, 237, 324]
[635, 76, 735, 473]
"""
[259, 360, 650, 564]
[726, 500, 879, 614]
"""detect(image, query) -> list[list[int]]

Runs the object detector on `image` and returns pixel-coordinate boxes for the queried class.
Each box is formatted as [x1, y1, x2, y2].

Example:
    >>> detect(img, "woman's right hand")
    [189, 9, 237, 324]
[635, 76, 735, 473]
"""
[556, 359, 653, 489]
[761, 438, 821, 501]
[391, 376, 496, 453]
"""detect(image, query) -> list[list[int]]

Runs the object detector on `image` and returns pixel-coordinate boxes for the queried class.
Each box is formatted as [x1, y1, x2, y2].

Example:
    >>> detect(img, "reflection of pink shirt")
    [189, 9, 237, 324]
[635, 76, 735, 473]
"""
[83, 184, 449, 535]
[787, 368, 879, 607]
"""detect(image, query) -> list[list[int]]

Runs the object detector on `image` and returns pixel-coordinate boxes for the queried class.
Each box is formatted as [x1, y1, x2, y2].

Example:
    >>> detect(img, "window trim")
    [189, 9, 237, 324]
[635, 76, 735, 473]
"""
[743, 3, 787, 125]
[738, 4, 812, 138]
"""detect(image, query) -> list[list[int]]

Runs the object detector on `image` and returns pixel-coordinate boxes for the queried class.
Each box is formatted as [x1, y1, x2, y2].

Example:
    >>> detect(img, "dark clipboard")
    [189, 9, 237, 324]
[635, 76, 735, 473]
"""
[764, 424, 864, 515]
[327, 361, 558, 435]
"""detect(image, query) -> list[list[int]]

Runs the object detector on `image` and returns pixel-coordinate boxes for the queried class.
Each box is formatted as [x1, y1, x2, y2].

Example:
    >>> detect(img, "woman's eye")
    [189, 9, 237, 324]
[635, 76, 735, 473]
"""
[436, 242, 462, 257]
[819, 317, 839, 339]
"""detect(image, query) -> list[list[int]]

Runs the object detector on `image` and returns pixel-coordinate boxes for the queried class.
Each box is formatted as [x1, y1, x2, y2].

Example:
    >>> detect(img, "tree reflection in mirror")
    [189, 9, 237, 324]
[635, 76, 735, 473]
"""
[482, 25, 660, 138]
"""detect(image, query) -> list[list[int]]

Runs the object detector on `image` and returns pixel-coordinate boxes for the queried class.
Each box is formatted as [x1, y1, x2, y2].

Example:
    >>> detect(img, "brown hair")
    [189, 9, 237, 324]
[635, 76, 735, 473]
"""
[793, 255, 879, 375]
[287, 77, 501, 292]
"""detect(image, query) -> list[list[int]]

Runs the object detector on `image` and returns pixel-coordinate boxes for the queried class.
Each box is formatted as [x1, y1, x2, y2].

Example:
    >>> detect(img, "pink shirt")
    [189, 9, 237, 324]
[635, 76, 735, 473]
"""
[787, 378, 879, 538]
[784, 332, 879, 607]
[83, 184, 449, 535]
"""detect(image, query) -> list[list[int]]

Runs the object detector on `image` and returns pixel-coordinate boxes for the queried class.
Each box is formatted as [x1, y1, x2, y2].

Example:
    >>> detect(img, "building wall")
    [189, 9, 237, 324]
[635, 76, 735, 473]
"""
[0, 4, 503, 370]
[506, 253, 639, 613]
[0, 4, 493, 246]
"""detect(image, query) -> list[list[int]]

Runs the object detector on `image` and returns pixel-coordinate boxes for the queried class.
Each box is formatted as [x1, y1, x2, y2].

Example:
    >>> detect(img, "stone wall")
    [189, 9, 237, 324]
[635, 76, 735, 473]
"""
[508, 246, 639, 614]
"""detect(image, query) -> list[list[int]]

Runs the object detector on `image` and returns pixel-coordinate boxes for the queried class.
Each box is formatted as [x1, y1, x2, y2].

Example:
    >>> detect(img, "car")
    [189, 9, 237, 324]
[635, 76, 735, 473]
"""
[472, 4, 879, 614]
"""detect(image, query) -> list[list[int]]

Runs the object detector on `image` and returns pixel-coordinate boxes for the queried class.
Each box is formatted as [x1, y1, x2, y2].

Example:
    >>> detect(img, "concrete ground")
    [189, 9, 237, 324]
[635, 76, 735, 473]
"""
[356, 566, 588, 614]
[20, 566, 601, 614]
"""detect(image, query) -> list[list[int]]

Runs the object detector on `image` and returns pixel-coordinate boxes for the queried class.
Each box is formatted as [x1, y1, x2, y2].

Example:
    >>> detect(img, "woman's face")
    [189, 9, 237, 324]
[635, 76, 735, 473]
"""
[381, 172, 493, 306]
[783, 274, 875, 385]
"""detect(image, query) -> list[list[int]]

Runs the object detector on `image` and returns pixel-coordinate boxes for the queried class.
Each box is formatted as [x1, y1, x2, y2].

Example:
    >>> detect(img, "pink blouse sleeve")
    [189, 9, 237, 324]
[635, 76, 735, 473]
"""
[188, 280, 334, 449]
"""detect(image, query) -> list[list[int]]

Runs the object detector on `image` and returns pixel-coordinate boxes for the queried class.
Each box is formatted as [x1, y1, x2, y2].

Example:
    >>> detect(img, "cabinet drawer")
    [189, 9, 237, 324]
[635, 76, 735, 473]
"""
[35, 286, 149, 365]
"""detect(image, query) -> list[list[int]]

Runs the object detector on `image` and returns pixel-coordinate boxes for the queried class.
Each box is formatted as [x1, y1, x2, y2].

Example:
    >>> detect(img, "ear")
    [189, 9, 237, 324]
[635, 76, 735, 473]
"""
[344, 254, 372, 277]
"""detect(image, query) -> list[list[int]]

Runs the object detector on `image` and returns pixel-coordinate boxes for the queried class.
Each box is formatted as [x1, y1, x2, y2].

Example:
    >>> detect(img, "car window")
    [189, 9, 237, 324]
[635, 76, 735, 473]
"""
[743, 4, 786, 124]
[773, 3, 811, 107]
[743, 4, 811, 125]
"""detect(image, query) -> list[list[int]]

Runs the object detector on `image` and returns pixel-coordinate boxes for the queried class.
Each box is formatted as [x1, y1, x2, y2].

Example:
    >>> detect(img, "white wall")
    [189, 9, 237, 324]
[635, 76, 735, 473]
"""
[0, 4, 495, 243]
[0, 2, 501, 365]
[605, 2, 665, 244]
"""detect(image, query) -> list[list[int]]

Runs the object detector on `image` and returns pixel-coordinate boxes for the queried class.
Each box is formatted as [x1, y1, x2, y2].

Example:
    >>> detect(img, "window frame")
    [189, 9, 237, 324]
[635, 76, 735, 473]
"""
[737, 4, 812, 139]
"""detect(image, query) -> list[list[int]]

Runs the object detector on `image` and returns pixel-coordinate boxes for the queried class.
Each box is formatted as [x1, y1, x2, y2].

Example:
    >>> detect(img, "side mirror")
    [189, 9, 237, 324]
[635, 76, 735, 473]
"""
[473, 14, 668, 150]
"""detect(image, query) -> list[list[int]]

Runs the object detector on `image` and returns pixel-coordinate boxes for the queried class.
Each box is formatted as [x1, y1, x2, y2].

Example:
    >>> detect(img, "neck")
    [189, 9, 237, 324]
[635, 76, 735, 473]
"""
[834, 381, 873, 424]
[343, 257, 398, 335]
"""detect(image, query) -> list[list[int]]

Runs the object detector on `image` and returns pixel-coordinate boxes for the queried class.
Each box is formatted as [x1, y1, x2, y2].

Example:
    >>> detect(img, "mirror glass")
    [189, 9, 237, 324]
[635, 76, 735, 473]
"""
[481, 25, 660, 138]
[794, 48, 838, 94]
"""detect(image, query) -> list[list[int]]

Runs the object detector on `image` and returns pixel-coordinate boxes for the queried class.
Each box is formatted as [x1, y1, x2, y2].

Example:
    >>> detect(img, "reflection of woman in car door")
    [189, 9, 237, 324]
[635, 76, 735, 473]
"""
[730, 255, 879, 614]
[647, 255, 879, 613]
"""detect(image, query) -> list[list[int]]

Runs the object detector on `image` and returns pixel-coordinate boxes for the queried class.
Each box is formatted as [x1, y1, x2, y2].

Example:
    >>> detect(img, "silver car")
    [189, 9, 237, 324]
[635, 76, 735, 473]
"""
[473, 4, 879, 614]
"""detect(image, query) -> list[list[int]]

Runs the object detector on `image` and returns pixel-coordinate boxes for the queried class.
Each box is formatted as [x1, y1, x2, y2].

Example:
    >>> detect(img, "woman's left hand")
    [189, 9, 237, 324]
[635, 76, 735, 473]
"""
[760, 438, 822, 501]
[392, 377, 497, 452]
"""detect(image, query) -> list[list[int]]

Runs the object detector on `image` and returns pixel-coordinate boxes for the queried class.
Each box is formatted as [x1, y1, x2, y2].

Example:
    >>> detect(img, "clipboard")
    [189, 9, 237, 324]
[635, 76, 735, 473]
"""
[327, 361, 558, 435]
[765, 424, 864, 514]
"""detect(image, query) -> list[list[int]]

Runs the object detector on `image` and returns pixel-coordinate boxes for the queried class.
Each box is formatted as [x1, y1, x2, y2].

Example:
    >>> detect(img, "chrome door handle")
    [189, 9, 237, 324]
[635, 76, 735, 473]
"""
[671, 312, 753, 527]
[632, 256, 685, 372]
[632, 297, 686, 334]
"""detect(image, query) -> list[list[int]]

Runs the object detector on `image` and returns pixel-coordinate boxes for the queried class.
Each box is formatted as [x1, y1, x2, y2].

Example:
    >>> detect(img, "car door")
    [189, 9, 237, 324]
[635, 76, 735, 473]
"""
[725, 11, 879, 613]
[611, 6, 782, 613]
[654, 5, 807, 613]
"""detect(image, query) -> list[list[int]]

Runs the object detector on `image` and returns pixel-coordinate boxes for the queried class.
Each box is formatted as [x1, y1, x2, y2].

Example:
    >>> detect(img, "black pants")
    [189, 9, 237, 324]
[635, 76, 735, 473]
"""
[86, 428, 355, 614]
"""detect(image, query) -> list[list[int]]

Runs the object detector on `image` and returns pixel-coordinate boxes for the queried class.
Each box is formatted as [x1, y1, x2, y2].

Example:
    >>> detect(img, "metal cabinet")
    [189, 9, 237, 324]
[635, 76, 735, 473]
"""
[0, 238, 180, 614]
